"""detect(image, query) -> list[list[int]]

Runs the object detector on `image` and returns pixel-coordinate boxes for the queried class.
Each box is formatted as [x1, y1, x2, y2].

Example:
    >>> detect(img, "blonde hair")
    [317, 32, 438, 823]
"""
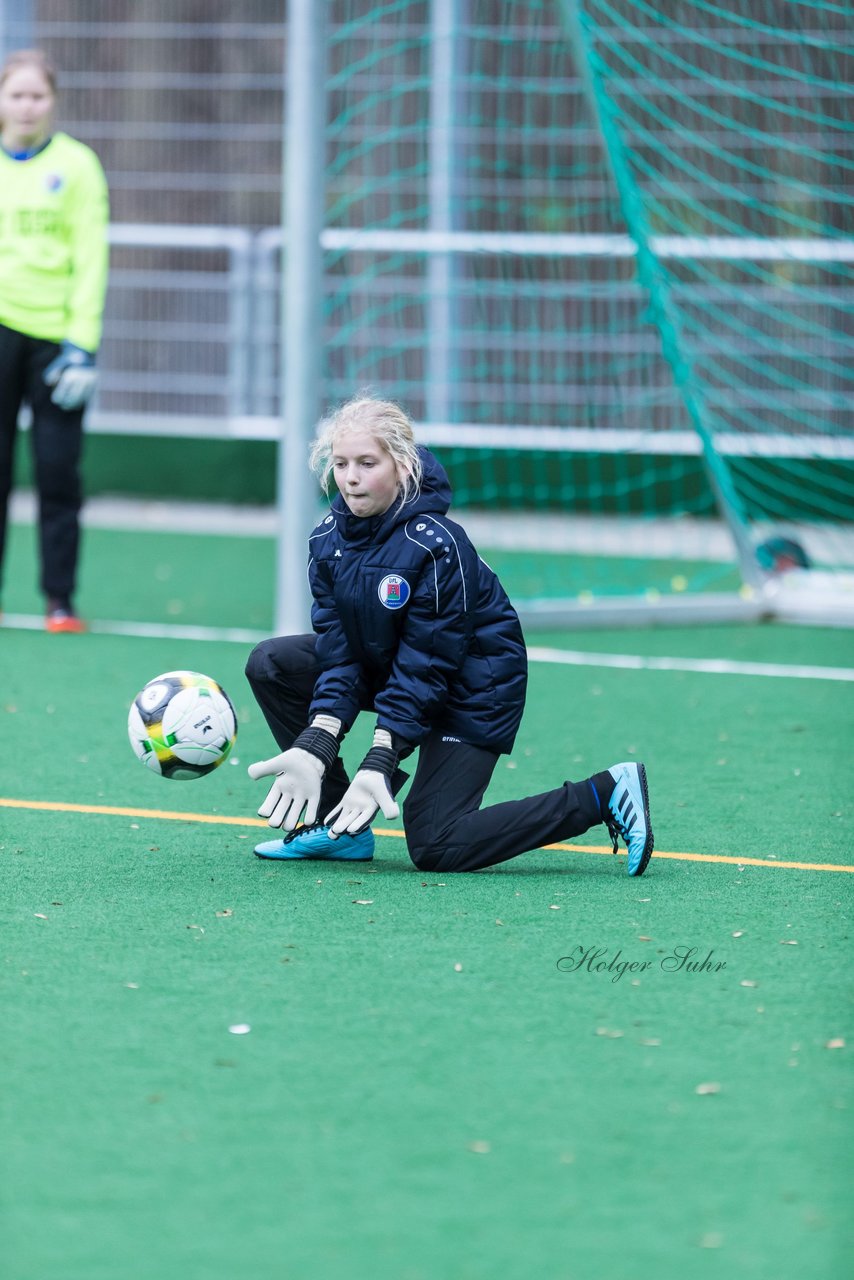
[0, 48, 57, 94]
[310, 396, 423, 507]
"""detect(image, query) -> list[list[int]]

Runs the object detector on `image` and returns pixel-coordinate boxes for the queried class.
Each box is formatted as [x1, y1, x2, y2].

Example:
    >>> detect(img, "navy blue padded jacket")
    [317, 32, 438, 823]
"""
[307, 447, 527, 754]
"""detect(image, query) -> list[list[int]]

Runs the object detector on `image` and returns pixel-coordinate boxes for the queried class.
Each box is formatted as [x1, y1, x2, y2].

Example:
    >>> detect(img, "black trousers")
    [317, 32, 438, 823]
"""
[0, 322, 85, 603]
[245, 633, 605, 873]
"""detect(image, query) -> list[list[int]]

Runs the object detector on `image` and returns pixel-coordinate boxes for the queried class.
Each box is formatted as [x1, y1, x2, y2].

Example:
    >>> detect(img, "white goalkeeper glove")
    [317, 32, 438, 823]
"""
[248, 715, 341, 830]
[326, 728, 401, 836]
[43, 341, 99, 411]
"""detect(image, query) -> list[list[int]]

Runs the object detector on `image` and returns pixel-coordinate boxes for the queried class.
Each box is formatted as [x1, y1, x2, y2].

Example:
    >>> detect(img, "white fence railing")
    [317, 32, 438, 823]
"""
[74, 223, 854, 460]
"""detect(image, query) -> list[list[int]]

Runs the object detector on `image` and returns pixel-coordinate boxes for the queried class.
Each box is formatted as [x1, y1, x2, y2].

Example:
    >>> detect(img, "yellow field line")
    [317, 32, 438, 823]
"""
[1, 796, 851, 874]
[0, 796, 267, 827]
[539, 841, 853, 874]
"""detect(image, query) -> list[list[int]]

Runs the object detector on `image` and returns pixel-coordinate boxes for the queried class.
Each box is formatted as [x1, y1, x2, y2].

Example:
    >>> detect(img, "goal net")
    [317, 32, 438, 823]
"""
[319, 1, 854, 624]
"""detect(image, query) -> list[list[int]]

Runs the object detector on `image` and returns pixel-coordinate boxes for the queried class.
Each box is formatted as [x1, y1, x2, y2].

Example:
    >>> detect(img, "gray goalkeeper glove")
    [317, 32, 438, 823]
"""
[326, 728, 401, 836]
[248, 715, 341, 830]
[43, 341, 99, 411]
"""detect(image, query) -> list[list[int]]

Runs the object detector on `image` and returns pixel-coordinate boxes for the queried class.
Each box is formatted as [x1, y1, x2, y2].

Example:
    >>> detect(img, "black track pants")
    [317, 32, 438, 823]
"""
[245, 632, 605, 873]
[0, 323, 85, 602]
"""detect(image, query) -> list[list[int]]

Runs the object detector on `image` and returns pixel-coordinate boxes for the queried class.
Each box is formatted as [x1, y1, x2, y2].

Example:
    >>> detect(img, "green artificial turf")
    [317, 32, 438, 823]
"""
[1, 618, 852, 1280]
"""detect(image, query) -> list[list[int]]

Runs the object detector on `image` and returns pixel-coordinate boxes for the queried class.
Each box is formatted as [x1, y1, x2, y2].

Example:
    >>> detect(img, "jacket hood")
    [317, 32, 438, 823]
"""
[331, 446, 452, 543]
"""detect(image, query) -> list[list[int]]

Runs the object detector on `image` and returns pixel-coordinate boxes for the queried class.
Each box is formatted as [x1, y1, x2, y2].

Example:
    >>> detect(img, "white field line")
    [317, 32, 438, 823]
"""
[2, 614, 269, 645]
[4, 611, 852, 681]
[527, 646, 854, 683]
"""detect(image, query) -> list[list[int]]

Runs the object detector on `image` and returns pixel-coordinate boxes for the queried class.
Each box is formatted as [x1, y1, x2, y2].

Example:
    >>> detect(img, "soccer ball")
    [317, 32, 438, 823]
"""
[128, 670, 237, 780]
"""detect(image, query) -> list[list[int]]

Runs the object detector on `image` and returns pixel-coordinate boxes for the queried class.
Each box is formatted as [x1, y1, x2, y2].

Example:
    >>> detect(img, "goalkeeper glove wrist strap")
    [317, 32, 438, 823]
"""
[358, 743, 399, 780]
[357, 728, 403, 782]
[61, 340, 96, 365]
[292, 725, 339, 771]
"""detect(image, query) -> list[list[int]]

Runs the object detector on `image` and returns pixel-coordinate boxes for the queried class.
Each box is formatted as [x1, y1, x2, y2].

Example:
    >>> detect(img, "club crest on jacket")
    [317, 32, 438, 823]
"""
[378, 574, 410, 609]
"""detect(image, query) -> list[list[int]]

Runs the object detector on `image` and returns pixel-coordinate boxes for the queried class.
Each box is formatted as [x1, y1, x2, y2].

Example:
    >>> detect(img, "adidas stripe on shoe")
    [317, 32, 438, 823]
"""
[606, 762, 654, 877]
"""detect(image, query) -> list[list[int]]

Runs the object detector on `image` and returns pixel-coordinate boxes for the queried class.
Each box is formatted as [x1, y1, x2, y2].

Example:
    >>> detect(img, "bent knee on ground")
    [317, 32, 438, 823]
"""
[406, 833, 464, 874]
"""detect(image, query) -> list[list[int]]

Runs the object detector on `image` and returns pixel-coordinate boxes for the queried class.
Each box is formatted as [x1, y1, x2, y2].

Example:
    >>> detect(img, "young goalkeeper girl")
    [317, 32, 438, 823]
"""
[0, 49, 109, 632]
[246, 396, 653, 876]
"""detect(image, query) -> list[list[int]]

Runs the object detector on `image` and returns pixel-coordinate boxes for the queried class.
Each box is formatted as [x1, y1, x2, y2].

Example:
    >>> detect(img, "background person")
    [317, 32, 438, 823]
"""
[245, 396, 654, 877]
[0, 48, 109, 632]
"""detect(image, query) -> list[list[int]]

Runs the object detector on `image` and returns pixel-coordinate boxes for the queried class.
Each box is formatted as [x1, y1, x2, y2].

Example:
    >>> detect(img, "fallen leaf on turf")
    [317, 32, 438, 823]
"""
[695, 1082, 721, 1095]
[699, 1232, 724, 1249]
[825, 1038, 845, 1049]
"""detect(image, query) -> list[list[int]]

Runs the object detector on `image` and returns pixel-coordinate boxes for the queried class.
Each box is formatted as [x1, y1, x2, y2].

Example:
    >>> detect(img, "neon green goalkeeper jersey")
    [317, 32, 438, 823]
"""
[0, 131, 109, 352]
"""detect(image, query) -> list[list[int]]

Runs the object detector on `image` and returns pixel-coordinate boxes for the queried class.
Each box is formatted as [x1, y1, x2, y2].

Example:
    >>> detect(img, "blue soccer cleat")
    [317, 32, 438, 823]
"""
[254, 821, 374, 861]
[606, 762, 654, 876]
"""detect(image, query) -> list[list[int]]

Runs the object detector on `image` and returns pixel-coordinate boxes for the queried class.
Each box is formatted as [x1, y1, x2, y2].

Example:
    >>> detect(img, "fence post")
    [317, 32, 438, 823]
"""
[227, 231, 253, 418]
[275, 0, 326, 635]
[426, 0, 463, 426]
[251, 230, 281, 417]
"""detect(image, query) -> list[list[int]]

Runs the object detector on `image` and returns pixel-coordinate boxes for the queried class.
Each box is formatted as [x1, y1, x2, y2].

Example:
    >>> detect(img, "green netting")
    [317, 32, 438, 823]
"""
[321, 1, 854, 604]
[569, 0, 854, 583]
